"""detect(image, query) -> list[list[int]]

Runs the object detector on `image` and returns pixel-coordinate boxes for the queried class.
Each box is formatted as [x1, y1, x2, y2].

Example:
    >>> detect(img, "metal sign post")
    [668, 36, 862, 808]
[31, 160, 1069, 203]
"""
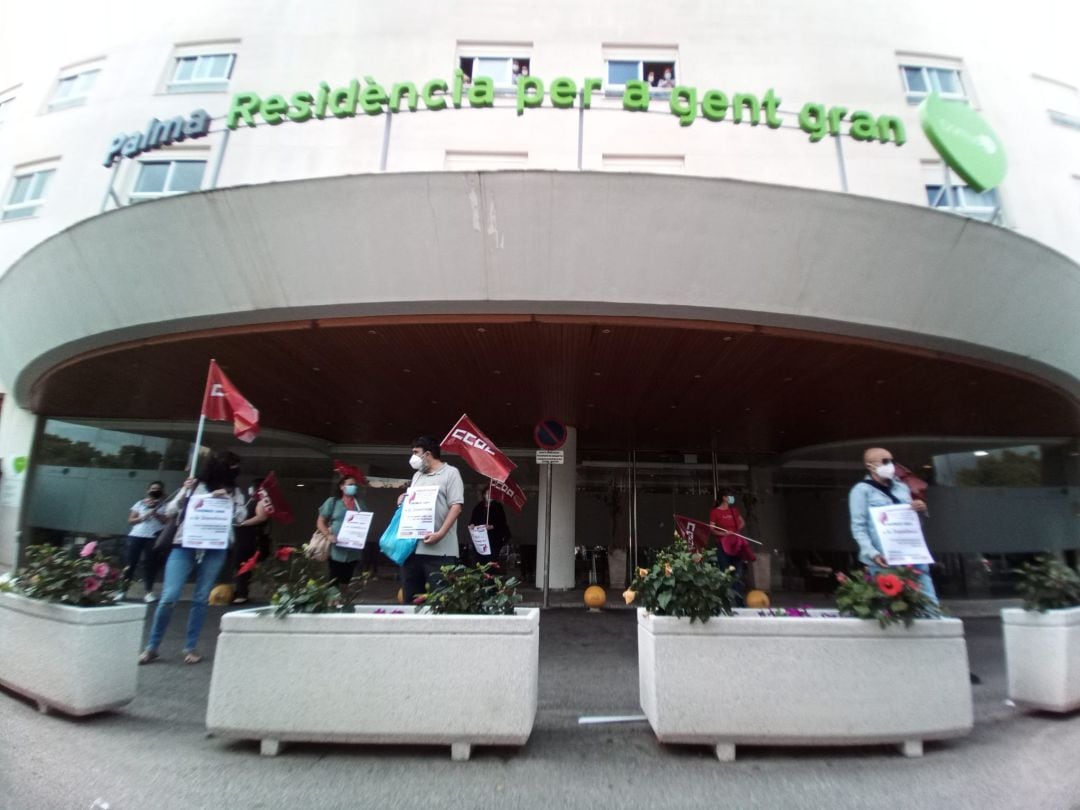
[536, 449, 565, 609]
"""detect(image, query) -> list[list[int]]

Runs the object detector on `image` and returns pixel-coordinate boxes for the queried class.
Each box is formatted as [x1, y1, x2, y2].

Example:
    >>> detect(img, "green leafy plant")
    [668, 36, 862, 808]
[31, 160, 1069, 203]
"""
[5, 542, 123, 607]
[625, 538, 736, 623]
[252, 545, 369, 618]
[1014, 555, 1080, 612]
[414, 562, 522, 615]
[834, 566, 939, 628]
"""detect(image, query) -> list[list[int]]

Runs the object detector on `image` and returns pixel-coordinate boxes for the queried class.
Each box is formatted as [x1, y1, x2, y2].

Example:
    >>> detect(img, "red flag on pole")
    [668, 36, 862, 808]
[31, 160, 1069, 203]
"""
[333, 459, 368, 487]
[673, 514, 713, 552]
[489, 475, 527, 513]
[201, 360, 260, 443]
[257, 471, 294, 524]
[440, 414, 516, 482]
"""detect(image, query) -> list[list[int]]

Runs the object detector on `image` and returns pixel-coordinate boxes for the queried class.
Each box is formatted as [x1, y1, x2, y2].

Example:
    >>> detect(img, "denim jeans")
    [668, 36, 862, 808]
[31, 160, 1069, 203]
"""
[716, 547, 747, 607]
[122, 535, 158, 593]
[867, 563, 940, 610]
[146, 546, 228, 653]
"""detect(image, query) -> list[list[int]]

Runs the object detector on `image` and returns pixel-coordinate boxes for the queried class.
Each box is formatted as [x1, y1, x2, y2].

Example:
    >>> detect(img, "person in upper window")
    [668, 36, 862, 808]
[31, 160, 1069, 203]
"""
[659, 67, 675, 88]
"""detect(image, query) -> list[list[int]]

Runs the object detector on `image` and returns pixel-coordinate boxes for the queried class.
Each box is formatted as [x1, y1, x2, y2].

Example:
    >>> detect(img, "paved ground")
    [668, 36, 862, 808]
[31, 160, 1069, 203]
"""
[2, 594, 1079, 810]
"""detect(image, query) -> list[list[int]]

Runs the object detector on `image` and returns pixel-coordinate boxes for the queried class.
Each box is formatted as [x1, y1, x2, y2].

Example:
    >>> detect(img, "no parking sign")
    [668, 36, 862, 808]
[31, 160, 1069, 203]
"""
[533, 417, 567, 450]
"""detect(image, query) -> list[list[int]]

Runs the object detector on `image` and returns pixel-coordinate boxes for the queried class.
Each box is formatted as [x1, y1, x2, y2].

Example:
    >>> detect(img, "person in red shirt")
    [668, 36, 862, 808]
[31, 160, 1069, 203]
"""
[710, 490, 754, 605]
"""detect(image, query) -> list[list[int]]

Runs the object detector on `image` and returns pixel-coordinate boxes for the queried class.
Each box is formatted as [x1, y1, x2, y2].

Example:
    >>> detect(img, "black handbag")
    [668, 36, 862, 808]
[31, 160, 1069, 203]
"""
[153, 490, 189, 552]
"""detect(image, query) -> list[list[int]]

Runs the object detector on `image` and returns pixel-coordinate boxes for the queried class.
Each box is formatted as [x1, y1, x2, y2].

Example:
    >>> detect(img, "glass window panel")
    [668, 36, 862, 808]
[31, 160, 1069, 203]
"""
[925, 184, 944, 206]
[134, 163, 169, 193]
[167, 161, 206, 192]
[474, 57, 512, 86]
[2, 206, 35, 220]
[173, 57, 196, 82]
[73, 70, 98, 96]
[28, 169, 53, 200]
[962, 187, 998, 208]
[205, 54, 233, 79]
[8, 175, 31, 205]
[931, 68, 962, 96]
[903, 67, 927, 94]
[53, 76, 76, 100]
[608, 60, 641, 85]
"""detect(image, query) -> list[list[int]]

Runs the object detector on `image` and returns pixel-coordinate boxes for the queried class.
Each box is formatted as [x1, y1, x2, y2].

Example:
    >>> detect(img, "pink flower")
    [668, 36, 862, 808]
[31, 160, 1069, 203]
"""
[80, 541, 98, 558]
[83, 577, 101, 593]
[92, 562, 109, 577]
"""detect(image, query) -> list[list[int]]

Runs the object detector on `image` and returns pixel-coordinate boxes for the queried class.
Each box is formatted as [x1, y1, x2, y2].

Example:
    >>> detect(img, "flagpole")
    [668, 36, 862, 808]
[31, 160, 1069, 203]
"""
[707, 523, 764, 546]
[189, 413, 206, 475]
[485, 479, 492, 526]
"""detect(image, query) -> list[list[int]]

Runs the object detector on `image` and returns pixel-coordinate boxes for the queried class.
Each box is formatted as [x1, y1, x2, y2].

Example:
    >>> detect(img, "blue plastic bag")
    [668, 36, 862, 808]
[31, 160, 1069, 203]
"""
[378, 504, 418, 566]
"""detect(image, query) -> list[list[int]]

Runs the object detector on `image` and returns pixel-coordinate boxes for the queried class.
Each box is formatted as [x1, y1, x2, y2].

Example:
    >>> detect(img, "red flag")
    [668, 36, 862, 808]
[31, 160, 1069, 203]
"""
[895, 463, 928, 501]
[332, 459, 368, 487]
[488, 476, 527, 513]
[440, 414, 516, 482]
[674, 514, 713, 552]
[201, 360, 259, 443]
[257, 471, 294, 524]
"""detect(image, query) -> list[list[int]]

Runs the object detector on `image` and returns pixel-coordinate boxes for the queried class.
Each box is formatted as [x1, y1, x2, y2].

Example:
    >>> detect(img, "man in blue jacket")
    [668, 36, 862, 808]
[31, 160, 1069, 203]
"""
[849, 446, 938, 605]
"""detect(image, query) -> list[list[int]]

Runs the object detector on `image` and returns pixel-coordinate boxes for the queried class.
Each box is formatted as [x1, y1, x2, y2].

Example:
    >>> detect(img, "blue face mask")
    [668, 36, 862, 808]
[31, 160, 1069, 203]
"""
[726, 495, 735, 505]
[344, 484, 357, 496]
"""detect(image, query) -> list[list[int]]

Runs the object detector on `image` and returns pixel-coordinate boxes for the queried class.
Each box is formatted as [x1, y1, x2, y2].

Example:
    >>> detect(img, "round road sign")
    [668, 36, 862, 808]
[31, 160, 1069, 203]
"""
[533, 417, 568, 450]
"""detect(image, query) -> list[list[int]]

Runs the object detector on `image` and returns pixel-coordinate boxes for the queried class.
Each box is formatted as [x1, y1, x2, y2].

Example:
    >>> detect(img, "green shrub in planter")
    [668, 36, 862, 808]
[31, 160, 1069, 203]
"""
[1015, 555, 1080, 612]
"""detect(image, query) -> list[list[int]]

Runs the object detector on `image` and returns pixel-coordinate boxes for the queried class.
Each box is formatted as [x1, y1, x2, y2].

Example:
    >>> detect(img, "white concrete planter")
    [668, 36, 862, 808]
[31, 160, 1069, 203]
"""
[1002, 605, 1080, 712]
[206, 606, 540, 760]
[0, 591, 147, 716]
[638, 608, 973, 761]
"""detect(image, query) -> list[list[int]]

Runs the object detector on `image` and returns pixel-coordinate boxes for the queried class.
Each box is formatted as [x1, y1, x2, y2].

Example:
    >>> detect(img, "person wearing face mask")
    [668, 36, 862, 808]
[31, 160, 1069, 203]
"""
[659, 67, 675, 88]
[468, 485, 511, 566]
[121, 480, 168, 602]
[849, 447, 937, 605]
[397, 435, 465, 601]
[139, 450, 247, 666]
[230, 477, 272, 604]
[710, 490, 753, 605]
[317, 475, 367, 586]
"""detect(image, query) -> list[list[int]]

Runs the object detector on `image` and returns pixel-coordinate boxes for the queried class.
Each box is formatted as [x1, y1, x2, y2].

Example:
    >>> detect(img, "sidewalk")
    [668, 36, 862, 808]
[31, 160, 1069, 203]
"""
[3, 596, 1079, 809]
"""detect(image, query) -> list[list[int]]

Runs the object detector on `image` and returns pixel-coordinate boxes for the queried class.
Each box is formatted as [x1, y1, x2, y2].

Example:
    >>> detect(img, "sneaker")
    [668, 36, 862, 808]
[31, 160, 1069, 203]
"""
[144, 592, 158, 603]
[231, 596, 250, 605]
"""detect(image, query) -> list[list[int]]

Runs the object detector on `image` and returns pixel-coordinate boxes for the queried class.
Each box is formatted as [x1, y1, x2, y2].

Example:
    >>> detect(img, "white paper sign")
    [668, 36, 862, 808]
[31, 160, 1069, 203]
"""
[470, 525, 491, 555]
[870, 504, 935, 565]
[336, 511, 374, 550]
[182, 496, 234, 550]
[398, 485, 439, 539]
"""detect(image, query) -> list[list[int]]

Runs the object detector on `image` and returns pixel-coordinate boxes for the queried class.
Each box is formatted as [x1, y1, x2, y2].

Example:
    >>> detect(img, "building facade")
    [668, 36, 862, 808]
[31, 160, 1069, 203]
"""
[1, 1, 1077, 594]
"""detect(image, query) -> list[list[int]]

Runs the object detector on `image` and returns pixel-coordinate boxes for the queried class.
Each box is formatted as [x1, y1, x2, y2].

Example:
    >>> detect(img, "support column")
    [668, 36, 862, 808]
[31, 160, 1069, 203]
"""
[536, 426, 577, 590]
[0, 400, 38, 572]
[747, 463, 784, 592]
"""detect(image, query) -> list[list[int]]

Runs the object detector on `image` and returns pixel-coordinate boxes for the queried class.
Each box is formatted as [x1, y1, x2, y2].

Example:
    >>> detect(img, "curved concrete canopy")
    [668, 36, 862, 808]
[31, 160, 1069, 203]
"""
[1, 171, 1078, 409]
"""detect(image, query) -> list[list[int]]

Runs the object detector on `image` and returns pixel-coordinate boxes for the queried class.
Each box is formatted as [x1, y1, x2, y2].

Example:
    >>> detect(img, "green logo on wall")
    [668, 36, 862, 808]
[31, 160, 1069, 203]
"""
[12, 456, 27, 474]
[919, 93, 1006, 192]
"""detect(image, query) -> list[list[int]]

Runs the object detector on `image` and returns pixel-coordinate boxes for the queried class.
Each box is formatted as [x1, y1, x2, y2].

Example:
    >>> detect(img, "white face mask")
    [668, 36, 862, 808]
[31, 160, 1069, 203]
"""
[409, 454, 424, 472]
[726, 495, 735, 505]
[875, 462, 896, 480]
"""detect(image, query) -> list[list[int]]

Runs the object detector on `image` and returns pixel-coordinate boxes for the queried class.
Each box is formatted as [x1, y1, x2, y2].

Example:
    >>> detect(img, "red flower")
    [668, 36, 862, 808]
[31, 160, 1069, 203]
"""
[275, 546, 296, 561]
[237, 552, 260, 576]
[835, 572, 848, 583]
[876, 574, 903, 598]
[83, 576, 101, 593]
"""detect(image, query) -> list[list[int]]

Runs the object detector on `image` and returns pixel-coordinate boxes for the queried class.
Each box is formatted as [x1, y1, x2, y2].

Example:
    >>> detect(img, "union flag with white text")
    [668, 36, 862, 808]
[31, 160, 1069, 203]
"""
[440, 414, 516, 482]
[489, 476, 527, 513]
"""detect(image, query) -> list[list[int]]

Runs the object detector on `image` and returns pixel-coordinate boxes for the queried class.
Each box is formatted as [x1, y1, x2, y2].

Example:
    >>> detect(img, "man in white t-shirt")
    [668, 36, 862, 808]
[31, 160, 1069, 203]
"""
[398, 435, 464, 601]
[122, 481, 168, 602]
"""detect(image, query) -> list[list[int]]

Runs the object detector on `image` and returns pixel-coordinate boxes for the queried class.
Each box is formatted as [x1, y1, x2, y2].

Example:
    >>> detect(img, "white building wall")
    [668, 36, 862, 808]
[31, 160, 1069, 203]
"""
[0, 0, 1078, 287]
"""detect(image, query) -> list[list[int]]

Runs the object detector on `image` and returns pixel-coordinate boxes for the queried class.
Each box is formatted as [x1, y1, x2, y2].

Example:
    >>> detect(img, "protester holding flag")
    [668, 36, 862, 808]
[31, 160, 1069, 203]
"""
[317, 474, 368, 586]
[397, 435, 464, 601]
[230, 477, 271, 604]
[710, 490, 753, 606]
[468, 485, 511, 566]
[139, 451, 247, 666]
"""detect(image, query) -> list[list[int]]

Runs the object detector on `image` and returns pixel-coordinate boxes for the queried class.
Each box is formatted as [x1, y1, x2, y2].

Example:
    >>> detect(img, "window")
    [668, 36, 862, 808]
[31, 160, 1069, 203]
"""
[606, 59, 677, 93]
[901, 65, 966, 103]
[128, 160, 206, 202]
[3, 167, 55, 220]
[458, 56, 530, 89]
[925, 183, 1001, 222]
[167, 53, 235, 93]
[48, 67, 100, 110]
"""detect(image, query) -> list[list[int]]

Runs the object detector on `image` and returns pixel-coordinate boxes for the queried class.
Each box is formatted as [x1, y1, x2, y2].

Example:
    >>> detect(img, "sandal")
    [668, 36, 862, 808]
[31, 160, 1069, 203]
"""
[182, 651, 203, 665]
[138, 650, 159, 665]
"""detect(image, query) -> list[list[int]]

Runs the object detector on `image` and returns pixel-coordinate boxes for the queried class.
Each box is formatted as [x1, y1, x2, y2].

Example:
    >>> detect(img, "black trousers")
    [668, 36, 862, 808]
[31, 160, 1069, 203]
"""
[328, 558, 358, 587]
[123, 535, 158, 592]
[401, 554, 458, 603]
